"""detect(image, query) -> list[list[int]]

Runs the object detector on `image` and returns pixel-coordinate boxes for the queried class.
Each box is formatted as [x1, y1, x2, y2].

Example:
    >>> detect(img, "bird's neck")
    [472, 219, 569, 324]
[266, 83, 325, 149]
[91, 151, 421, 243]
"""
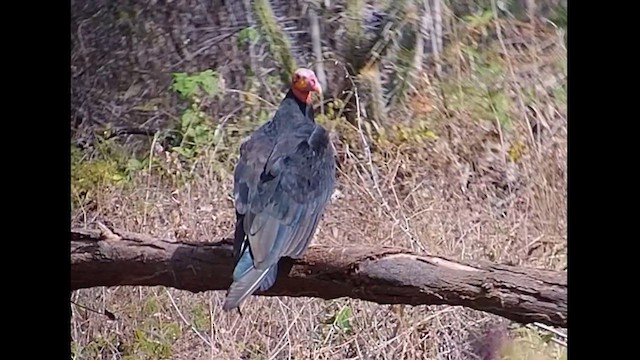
[290, 87, 312, 105]
[285, 88, 315, 121]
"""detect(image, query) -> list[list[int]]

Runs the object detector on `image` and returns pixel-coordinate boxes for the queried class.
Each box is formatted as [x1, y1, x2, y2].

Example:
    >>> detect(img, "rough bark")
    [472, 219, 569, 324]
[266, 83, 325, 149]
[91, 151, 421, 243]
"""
[71, 227, 567, 328]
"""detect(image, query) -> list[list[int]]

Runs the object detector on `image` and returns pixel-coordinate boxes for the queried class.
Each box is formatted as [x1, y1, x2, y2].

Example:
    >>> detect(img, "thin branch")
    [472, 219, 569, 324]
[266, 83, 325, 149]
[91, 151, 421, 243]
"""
[101, 126, 160, 140]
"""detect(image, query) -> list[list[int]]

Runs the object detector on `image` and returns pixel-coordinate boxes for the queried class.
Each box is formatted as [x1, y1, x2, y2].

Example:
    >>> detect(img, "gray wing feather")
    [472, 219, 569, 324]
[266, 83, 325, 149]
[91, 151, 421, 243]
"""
[247, 211, 291, 267]
[234, 134, 275, 215]
[288, 210, 324, 257]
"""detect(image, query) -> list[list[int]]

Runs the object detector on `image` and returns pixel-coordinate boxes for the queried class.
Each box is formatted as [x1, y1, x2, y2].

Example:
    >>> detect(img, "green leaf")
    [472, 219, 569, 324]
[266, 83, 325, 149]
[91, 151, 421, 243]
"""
[127, 158, 143, 171]
[181, 110, 197, 129]
[172, 146, 193, 158]
[195, 124, 208, 136]
[334, 306, 352, 333]
[238, 27, 259, 44]
[197, 69, 218, 96]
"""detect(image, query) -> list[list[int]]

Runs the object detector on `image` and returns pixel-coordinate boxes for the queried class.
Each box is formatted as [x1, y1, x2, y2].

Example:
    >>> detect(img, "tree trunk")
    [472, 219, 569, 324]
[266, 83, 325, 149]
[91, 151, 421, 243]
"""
[71, 226, 567, 328]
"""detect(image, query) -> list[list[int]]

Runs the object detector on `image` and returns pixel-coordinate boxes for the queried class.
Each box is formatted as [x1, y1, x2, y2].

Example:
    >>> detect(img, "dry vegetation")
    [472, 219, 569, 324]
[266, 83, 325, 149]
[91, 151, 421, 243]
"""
[71, 0, 567, 359]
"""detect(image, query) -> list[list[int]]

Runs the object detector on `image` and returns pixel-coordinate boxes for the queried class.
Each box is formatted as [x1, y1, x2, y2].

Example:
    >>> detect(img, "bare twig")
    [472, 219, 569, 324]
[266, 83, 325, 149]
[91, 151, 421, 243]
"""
[490, 0, 539, 157]
[96, 221, 121, 241]
[70, 300, 116, 321]
[225, 88, 276, 108]
[101, 126, 160, 140]
[330, 60, 428, 253]
[526, 322, 567, 347]
[165, 288, 213, 348]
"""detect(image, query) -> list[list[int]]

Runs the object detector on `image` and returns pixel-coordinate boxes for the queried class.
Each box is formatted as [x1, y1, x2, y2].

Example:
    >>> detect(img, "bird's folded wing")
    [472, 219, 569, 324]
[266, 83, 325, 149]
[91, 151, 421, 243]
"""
[235, 129, 335, 267]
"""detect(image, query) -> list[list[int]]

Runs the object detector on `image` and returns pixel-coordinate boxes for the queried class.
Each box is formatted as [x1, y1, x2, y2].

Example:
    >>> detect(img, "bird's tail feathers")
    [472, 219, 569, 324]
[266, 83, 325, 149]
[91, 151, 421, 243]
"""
[223, 266, 270, 311]
[224, 250, 279, 311]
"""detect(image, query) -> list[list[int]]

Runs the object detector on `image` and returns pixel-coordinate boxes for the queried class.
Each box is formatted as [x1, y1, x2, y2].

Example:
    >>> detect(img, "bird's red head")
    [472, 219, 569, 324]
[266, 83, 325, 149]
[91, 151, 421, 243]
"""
[291, 68, 322, 104]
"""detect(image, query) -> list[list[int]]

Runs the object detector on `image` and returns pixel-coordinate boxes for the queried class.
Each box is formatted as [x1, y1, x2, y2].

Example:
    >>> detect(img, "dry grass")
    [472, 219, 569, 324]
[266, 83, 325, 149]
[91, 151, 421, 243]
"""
[71, 17, 567, 360]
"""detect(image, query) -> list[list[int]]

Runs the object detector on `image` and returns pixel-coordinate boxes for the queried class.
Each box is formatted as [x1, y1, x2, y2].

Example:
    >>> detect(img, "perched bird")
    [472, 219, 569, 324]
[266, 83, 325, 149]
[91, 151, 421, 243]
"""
[223, 68, 337, 311]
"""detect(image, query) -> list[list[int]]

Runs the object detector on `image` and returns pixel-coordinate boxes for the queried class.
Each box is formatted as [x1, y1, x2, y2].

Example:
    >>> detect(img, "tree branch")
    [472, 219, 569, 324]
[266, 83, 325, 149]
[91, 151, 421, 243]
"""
[71, 227, 566, 328]
[309, 5, 327, 93]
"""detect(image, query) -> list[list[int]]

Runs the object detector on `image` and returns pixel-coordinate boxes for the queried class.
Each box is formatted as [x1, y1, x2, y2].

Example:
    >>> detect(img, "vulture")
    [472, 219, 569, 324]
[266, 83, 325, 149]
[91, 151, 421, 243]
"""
[223, 68, 337, 311]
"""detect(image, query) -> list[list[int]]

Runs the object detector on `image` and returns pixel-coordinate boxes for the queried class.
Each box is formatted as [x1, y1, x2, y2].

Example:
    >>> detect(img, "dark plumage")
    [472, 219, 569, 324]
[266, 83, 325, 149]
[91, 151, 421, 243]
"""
[223, 68, 336, 311]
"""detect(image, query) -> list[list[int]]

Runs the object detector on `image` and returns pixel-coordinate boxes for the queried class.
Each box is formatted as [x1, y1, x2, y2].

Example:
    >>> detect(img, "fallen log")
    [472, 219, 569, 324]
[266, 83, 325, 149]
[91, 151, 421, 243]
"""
[71, 226, 567, 328]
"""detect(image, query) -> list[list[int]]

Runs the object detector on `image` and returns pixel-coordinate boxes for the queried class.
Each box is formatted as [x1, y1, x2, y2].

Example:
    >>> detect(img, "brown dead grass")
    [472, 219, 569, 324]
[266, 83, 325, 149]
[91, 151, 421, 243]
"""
[71, 19, 567, 360]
